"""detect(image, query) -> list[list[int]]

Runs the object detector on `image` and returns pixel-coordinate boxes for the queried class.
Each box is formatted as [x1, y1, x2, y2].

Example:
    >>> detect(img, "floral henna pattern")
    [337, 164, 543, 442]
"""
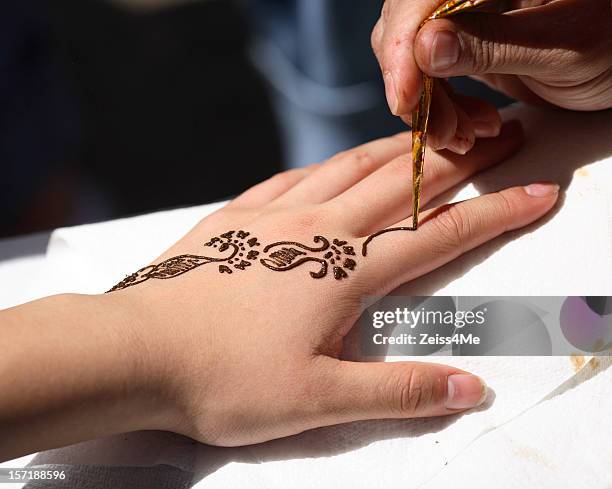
[107, 224, 421, 291]
[107, 224, 422, 291]
[204, 230, 260, 275]
[107, 231, 364, 291]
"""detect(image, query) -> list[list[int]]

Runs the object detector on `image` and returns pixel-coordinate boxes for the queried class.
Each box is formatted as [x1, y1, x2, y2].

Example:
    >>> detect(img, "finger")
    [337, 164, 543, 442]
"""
[446, 100, 476, 155]
[401, 81, 458, 152]
[414, 1, 611, 79]
[332, 120, 523, 237]
[375, 0, 450, 115]
[271, 133, 410, 207]
[320, 359, 487, 423]
[406, 84, 488, 154]
[451, 93, 502, 138]
[227, 165, 319, 208]
[361, 183, 559, 292]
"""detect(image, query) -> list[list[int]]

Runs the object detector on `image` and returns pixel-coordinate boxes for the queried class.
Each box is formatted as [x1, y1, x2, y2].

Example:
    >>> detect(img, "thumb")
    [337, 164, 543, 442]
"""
[414, 8, 566, 79]
[324, 360, 487, 422]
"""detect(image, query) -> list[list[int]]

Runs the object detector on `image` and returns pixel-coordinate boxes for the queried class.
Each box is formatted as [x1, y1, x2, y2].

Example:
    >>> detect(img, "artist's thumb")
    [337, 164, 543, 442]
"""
[414, 11, 563, 79]
[324, 361, 487, 422]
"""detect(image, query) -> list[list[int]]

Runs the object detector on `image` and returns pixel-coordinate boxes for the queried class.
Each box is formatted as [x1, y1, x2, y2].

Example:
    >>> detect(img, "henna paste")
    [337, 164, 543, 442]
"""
[106, 219, 426, 292]
[106, 219, 427, 292]
[361, 226, 416, 257]
[260, 236, 358, 280]
[108, 231, 362, 291]
[107, 230, 260, 292]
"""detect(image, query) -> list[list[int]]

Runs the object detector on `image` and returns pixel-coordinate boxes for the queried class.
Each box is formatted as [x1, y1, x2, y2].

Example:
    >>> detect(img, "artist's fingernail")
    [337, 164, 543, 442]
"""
[447, 125, 474, 155]
[446, 138, 470, 154]
[473, 120, 500, 138]
[384, 71, 400, 115]
[446, 374, 487, 410]
[524, 182, 560, 197]
[431, 30, 460, 71]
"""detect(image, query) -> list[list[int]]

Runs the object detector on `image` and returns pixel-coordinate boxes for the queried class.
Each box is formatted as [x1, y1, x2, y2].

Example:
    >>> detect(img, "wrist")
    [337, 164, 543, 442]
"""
[91, 291, 183, 434]
[0, 293, 180, 459]
[106, 284, 220, 441]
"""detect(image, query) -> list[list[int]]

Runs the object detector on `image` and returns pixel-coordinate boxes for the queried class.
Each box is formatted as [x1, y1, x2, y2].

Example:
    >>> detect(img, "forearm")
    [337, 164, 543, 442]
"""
[0, 293, 174, 462]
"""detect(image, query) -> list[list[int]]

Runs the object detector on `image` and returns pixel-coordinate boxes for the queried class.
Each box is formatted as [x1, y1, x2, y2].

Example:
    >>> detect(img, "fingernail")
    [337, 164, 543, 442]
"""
[384, 72, 400, 115]
[473, 121, 501, 138]
[447, 138, 470, 155]
[431, 31, 460, 71]
[447, 126, 475, 155]
[524, 182, 560, 197]
[446, 374, 487, 410]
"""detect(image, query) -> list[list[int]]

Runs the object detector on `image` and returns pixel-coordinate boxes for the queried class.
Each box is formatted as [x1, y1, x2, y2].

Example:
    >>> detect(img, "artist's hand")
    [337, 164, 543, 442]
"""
[0, 121, 559, 460]
[372, 0, 612, 153]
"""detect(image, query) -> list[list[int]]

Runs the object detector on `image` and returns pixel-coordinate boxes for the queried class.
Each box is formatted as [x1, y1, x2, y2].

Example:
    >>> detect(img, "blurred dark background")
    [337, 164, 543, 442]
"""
[0, 0, 512, 238]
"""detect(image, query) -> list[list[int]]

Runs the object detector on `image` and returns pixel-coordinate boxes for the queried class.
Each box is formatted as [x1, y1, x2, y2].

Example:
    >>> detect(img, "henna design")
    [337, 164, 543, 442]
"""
[107, 253, 235, 292]
[260, 236, 356, 280]
[107, 230, 261, 292]
[361, 226, 416, 257]
[110, 223, 419, 292]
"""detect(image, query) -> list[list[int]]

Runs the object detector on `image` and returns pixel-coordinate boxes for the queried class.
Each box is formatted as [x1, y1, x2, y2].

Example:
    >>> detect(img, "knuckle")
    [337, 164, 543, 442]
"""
[433, 205, 471, 253]
[326, 149, 351, 165]
[332, 148, 378, 176]
[467, 16, 512, 73]
[390, 368, 435, 415]
[493, 192, 515, 230]
[371, 19, 384, 55]
[381, 0, 390, 20]
[387, 154, 411, 179]
[421, 154, 443, 183]
[290, 206, 329, 231]
[470, 36, 495, 73]
[270, 169, 299, 186]
[305, 162, 322, 173]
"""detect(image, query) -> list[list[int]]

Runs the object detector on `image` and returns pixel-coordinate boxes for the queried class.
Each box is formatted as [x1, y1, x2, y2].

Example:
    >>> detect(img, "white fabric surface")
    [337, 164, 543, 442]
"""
[1, 105, 611, 488]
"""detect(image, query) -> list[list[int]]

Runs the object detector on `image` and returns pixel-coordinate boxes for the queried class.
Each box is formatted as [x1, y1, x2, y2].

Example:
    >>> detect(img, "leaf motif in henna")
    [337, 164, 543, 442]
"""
[107, 232, 246, 292]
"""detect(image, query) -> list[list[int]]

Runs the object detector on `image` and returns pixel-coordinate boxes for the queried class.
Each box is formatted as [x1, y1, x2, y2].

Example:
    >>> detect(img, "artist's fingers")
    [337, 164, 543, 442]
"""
[361, 183, 559, 293]
[447, 101, 476, 155]
[228, 165, 320, 209]
[401, 81, 458, 152]
[413, 1, 612, 81]
[316, 358, 486, 423]
[373, 0, 451, 115]
[451, 94, 501, 138]
[401, 83, 483, 154]
[332, 120, 523, 237]
[270, 133, 410, 207]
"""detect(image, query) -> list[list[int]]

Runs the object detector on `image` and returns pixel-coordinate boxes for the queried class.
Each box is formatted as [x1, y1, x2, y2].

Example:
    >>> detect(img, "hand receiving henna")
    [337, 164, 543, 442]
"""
[0, 121, 560, 460]
[106, 119, 558, 447]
